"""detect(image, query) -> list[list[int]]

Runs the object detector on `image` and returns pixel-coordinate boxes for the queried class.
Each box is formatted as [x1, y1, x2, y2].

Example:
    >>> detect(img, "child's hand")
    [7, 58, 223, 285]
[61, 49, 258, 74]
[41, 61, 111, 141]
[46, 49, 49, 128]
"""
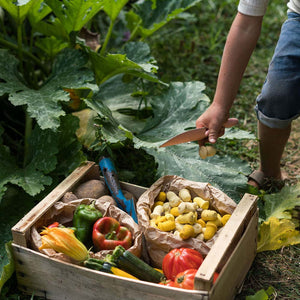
[196, 103, 238, 145]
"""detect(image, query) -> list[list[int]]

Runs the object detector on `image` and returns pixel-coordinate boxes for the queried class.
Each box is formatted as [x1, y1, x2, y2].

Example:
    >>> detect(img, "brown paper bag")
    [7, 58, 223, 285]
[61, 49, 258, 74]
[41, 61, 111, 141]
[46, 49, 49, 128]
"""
[136, 175, 237, 268]
[31, 197, 143, 263]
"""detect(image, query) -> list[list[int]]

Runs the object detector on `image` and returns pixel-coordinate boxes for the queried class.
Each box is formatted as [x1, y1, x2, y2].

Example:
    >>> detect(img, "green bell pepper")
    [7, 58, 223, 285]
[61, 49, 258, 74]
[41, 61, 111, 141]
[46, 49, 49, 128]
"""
[73, 201, 102, 247]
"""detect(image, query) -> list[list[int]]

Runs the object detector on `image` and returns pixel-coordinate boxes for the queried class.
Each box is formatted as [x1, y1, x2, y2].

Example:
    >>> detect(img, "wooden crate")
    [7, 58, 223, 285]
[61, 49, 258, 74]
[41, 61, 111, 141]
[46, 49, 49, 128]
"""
[11, 161, 258, 300]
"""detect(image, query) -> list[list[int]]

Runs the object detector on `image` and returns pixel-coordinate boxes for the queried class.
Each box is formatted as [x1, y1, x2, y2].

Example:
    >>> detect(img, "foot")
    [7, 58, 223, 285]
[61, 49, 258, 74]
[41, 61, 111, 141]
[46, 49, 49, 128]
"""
[247, 170, 287, 193]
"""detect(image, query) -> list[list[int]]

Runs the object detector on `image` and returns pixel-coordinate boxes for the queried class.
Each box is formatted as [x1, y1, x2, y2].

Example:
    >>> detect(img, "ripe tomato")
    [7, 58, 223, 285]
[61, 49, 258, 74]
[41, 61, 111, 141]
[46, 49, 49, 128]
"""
[159, 280, 176, 287]
[174, 269, 197, 290]
[173, 269, 219, 290]
[213, 272, 219, 283]
[162, 248, 204, 281]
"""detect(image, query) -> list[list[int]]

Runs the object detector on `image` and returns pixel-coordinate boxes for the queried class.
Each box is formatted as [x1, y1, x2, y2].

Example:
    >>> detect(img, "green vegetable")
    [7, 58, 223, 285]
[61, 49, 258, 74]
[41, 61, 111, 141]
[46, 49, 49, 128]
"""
[73, 201, 102, 247]
[109, 246, 165, 283]
[84, 258, 139, 280]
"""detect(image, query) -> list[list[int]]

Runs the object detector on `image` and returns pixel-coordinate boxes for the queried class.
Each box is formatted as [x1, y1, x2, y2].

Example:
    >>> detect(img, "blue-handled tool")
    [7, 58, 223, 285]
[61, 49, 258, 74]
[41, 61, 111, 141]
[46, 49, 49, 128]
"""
[99, 157, 138, 223]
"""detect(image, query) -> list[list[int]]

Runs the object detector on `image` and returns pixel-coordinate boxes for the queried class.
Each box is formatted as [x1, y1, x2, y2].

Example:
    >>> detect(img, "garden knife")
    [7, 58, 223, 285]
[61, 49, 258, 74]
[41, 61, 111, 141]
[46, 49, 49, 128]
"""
[159, 127, 207, 147]
[99, 157, 138, 223]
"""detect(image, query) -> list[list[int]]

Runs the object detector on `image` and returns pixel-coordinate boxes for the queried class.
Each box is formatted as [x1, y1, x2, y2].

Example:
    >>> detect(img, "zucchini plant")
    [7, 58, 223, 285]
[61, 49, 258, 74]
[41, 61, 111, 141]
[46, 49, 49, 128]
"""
[0, 0, 203, 203]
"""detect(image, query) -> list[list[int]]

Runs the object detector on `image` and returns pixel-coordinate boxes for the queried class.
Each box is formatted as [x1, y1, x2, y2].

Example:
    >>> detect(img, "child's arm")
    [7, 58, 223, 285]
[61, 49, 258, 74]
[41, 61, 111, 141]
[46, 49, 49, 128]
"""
[196, 12, 264, 144]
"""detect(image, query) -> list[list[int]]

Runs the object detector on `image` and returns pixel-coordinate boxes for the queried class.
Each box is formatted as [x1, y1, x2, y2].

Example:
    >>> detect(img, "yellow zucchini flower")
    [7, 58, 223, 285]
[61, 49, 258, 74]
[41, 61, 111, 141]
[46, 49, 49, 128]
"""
[39, 227, 89, 262]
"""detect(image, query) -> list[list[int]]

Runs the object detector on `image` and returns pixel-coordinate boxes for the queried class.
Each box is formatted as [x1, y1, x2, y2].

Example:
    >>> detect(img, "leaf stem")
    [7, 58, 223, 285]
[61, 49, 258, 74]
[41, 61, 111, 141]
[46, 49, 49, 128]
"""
[128, 19, 142, 42]
[100, 19, 115, 55]
[23, 111, 32, 168]
[0, 37, 48, 75]
[17, 23, 24, 74]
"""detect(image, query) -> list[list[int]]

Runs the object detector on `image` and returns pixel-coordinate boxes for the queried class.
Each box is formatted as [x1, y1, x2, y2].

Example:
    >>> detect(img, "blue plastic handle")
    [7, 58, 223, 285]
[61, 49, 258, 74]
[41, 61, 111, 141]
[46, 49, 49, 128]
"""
[99, 157, 138, 223]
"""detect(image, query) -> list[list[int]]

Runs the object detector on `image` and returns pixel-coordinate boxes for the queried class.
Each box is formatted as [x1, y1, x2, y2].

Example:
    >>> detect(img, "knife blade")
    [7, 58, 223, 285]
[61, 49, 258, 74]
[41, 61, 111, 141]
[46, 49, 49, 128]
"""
[159, 127, 207, 147]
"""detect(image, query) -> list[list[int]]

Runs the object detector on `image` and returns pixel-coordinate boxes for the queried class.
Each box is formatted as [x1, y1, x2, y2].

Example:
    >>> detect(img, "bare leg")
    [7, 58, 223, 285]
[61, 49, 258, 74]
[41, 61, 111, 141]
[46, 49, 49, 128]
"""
[248, 121, 291, 187]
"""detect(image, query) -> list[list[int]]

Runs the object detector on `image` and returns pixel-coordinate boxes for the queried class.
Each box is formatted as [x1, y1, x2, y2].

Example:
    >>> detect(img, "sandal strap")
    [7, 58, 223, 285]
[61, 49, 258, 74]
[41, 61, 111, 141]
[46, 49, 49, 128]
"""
[248, 170, 265, 186]
[248, 170, 286, 193]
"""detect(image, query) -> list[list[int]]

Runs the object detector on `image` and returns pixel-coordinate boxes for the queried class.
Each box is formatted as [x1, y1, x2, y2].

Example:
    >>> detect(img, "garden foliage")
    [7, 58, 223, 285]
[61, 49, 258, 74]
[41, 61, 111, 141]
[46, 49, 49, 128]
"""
[0, 0, 254, 206]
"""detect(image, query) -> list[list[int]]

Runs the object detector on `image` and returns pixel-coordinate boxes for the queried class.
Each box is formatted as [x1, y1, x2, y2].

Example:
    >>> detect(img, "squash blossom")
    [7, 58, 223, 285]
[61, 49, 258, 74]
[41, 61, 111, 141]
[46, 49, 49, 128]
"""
[39, 227, 89, 262]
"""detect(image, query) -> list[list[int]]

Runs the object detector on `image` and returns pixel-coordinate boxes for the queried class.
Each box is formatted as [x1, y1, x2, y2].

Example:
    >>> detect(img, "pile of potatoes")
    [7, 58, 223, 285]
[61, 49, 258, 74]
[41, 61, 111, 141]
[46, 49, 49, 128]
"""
[149, 188, 231, 241]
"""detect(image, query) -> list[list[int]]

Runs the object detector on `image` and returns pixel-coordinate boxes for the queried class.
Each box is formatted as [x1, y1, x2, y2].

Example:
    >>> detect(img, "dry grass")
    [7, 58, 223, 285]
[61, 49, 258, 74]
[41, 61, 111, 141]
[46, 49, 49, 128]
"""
[237, 245, 300, 299]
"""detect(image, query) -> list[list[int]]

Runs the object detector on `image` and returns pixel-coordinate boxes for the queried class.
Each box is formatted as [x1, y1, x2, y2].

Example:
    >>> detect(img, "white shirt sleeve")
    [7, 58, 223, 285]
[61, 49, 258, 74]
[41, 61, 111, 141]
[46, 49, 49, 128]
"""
[238, 0, 269, 16]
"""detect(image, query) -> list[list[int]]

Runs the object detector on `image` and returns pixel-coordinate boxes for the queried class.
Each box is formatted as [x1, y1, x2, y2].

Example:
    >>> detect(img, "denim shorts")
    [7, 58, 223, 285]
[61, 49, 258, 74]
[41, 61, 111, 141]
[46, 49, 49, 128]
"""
[255, 12, 300, 128]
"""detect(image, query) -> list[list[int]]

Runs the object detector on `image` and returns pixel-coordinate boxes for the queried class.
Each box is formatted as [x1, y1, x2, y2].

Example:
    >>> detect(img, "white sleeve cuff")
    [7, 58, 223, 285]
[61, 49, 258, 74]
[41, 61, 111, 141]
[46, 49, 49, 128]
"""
[238, 0, 269, 16]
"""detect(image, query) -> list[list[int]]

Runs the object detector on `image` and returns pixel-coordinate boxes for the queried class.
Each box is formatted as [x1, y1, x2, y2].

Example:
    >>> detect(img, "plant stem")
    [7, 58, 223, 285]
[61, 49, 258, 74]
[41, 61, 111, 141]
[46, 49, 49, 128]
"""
[100, 19, 115, 55]
[23, 111, 32, 168]
[128, 19, 142, 42]
[16, 21, 32, 167]
[0, 37, 48, 75]
[17, 23, 24, 75]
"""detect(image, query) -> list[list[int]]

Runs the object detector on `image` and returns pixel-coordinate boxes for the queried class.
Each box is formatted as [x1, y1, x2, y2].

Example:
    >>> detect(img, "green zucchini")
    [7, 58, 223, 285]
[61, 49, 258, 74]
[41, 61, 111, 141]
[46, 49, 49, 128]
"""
[115, 248, 165, 283]
[84, 258, 112, 273]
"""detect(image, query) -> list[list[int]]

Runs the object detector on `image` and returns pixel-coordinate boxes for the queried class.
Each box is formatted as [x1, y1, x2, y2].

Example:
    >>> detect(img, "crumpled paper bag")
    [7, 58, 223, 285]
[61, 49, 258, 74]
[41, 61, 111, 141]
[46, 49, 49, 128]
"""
[31, 197, 143, 264]
[136, 175, 237, 268]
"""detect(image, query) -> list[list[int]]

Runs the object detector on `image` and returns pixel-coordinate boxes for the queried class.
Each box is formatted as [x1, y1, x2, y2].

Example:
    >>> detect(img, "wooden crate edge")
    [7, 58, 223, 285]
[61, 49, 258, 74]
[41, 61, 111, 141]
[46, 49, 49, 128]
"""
[11, 161, 96, 247]
[209, 208, 258, 300]
[12, 243, 210, 300]
[194, 193, 258, 291]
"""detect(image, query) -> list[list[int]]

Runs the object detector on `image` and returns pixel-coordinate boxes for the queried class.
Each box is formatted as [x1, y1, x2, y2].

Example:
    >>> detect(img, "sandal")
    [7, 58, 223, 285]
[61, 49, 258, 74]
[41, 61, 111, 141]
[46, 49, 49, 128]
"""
[247, 170, 286, 193]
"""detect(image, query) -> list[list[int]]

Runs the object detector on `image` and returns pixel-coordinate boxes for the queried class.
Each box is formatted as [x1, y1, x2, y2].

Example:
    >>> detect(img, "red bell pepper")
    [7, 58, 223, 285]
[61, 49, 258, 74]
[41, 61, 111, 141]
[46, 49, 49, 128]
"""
[92, 217, 132, 251]
[47, 221, 60, 228]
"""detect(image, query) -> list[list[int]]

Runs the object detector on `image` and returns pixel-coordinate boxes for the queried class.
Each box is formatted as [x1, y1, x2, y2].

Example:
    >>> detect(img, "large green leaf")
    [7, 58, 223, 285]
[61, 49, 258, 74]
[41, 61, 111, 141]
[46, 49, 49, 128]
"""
[143, 144, 251, 201]
[103, 0, 129, 21]
[246, 286, 276, 300]
[0, 242, 14, 293]
[263, 182, 300, 220]
[89, 51, 163, 85]
[137, 81, 254, 142]
[0, 145, 18, 201]
[54, 114, 87, 176]
[0, 187, 36, 291]
[0, 0, 36, 24]
[27, 0, 52, 26]
[90, 76, 149, 134]
[0, 115, 85, 202]
[85, 96, 133, 144]
[45, 0, 104, 33]
[0, 125, 56, 199]
[126, 0, 202, 39]
[28, 126, 59, 174]
[35, 36, 69, 59]
[138, 81, 210, 138]
[10, 164, 52, 197]
[0, 49, 95, 131]
[34, 17, 69, 41]
[256, 183, 300, 252]
[120, 42, 158, 74]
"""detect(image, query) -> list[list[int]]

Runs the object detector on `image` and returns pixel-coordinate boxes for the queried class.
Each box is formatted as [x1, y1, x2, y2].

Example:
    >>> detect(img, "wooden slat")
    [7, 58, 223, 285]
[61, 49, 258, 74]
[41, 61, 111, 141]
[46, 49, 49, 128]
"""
[11, 161, 96, 247]
[119, 181, 148, 201]
[194, 193, 258, 291]
[210, 209, 259, 300]
[12, 244, 209, 300]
